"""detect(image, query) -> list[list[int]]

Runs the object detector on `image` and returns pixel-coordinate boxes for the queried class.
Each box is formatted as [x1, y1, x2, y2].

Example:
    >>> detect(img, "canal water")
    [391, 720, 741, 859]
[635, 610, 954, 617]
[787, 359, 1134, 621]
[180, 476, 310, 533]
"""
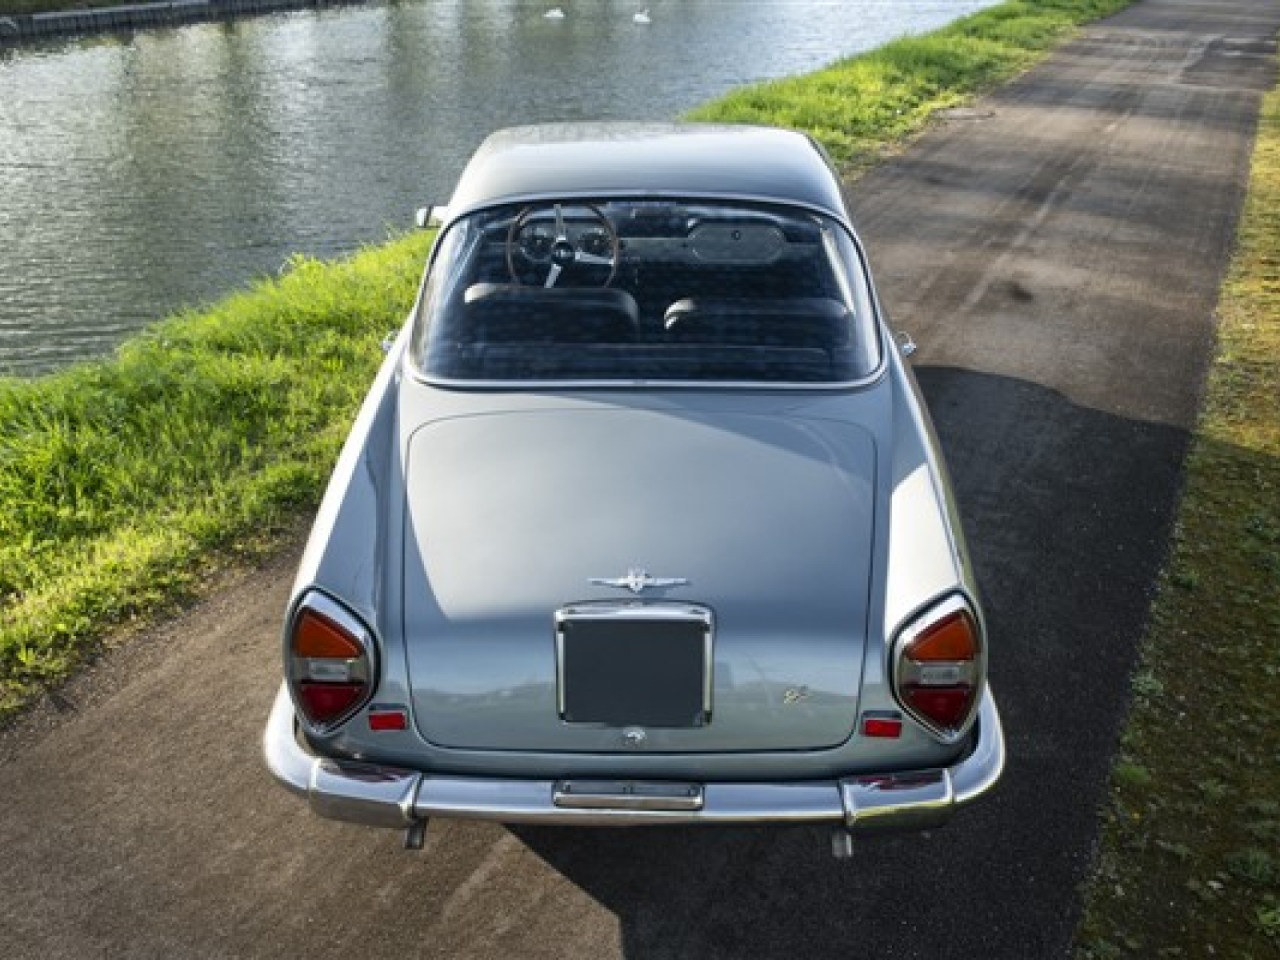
[0, 0, 997, 375]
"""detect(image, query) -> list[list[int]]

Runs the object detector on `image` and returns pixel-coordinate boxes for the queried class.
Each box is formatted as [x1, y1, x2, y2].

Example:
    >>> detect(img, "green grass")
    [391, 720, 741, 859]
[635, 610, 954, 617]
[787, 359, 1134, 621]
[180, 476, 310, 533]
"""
[0, 235, 431, 714]
[1073, 55, 1280, 960]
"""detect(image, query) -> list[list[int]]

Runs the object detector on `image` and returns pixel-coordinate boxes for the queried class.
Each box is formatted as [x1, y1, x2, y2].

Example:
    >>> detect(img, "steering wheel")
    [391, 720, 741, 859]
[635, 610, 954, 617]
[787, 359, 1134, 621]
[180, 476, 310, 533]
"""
[506, 203, 619, 287]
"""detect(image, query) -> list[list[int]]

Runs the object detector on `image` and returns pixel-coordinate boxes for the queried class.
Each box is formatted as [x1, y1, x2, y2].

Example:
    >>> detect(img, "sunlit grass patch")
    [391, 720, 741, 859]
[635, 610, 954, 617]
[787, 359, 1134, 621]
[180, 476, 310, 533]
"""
[0, 232, 432, 714]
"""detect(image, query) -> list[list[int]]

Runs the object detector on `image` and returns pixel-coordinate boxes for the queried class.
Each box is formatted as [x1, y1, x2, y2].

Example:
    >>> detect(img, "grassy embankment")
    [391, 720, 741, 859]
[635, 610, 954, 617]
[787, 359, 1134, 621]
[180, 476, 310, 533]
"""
[1072, 61, 1280, 960]
[0, 240, 430, 713]
[0, 0, 1135, 721]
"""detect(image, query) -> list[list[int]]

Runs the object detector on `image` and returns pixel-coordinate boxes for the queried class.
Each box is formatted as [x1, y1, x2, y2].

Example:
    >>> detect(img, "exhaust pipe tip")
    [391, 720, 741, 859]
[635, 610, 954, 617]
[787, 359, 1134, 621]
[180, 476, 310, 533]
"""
[404, 818, 429, 851]
[831, 828, 854, 860]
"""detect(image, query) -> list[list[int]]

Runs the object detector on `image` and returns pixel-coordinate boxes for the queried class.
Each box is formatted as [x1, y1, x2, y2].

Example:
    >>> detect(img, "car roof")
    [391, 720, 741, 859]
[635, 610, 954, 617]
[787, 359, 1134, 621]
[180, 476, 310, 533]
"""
[441, 123, 853, 226]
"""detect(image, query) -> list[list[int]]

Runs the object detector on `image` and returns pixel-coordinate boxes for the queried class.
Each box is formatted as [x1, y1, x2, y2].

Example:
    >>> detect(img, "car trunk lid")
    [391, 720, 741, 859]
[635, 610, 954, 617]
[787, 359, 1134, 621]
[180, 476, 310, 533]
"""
[402, 407, 877, 753]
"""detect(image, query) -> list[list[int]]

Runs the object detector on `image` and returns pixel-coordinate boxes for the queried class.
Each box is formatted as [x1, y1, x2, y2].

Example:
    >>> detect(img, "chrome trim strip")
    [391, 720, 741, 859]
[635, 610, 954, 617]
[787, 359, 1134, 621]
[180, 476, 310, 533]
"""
[555, 627, 568, 718]
[556, 602, 714, 621]
[262, 683, 1005, 830]
[703, 622, 714, 724]
[416, 370, 886, 394]
[553, 780, 705, 812]
[440, 190, 856, 235]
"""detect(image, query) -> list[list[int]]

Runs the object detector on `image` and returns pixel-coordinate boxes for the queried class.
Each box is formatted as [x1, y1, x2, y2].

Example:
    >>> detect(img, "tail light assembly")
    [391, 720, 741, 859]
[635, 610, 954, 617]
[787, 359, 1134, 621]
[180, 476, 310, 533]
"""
[286, 591, 377, 733]
[892, 593, 984, 741]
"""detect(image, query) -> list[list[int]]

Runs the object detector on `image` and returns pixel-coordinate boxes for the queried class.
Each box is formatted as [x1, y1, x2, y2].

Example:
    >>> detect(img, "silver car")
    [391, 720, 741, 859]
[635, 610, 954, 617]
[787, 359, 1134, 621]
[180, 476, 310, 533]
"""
[263, 124, 1004, 858]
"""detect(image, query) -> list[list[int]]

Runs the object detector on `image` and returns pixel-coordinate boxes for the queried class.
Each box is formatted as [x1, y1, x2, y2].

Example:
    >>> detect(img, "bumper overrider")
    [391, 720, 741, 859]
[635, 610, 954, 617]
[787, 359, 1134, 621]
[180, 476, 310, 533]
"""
[263, 682, 1004, 833]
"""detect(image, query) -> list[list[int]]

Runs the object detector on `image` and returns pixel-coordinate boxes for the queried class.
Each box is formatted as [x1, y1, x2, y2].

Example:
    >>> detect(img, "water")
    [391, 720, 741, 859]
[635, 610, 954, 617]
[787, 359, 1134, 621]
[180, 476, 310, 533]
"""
[0, 0, 996, 375]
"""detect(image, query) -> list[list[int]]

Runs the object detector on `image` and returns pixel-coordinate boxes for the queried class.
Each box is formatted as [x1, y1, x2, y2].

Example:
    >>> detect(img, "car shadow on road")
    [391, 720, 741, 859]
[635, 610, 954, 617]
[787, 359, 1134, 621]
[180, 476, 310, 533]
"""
[511, 365, 1193, 960]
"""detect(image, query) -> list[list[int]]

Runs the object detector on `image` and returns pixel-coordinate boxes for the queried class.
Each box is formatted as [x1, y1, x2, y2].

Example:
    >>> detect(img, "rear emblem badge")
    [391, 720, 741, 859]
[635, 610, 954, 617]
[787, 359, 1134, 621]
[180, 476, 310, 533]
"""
[589, 568, 689, 594]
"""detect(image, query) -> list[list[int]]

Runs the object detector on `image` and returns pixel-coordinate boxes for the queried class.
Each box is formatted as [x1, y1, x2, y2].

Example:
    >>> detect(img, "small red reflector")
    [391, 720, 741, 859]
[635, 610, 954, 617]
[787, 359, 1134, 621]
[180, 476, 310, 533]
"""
[368, 709, 408, 732]
[298, 681, 366, 725]
[862, 716, 903, 738]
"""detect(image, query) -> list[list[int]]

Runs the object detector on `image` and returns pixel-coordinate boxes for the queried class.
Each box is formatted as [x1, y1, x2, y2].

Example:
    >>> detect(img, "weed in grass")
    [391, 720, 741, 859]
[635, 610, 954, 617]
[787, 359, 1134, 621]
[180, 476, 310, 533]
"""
[1079, 941, 1125, 960]
[1256, 902, 1280, 940]
[1228, 848, 1278, 887]
[1196, 779, 1229, 803]
[1131, 669, 1164, 704]
[1245, 821, 1280, 843]
[1114, 761, 1153, 791]
[1186, 878, 1219, 904]
[1155, 840, 1193, 863]
[1245, 511, 1279, 543]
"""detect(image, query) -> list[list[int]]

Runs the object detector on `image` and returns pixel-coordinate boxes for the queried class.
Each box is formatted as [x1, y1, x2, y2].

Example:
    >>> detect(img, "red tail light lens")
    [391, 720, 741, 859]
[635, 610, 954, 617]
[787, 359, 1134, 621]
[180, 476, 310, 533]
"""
[297, 682, 367, 722]
[893, 596, 983, 740]
[286, 593, 376, 731]
[901, 686, 974, 731]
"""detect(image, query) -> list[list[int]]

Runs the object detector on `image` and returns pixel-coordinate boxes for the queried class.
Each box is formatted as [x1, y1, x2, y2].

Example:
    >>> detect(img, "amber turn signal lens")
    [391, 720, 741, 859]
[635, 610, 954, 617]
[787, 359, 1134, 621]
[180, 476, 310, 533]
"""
[906, 609, 978, 662]
[293, 608, 364, 659]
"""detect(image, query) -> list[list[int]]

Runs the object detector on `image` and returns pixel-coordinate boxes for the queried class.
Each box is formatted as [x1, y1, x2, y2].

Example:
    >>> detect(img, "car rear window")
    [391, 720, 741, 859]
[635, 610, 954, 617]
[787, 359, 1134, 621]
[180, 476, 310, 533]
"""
[413, 200, 882, 385]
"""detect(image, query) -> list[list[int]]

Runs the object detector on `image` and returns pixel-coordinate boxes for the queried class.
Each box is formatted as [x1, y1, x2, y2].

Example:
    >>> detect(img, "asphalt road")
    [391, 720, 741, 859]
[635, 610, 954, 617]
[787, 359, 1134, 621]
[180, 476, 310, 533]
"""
[3, 2, 1279, 957]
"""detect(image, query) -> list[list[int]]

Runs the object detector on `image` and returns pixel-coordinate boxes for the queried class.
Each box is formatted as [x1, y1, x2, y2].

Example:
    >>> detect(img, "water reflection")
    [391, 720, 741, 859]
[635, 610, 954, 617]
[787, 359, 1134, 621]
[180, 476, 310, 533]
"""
[0, 0, 996, 374]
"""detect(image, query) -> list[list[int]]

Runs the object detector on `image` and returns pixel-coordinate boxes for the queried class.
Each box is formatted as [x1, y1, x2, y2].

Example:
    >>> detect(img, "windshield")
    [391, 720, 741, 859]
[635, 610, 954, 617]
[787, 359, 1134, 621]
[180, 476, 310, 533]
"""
[412, 199, 882, 384]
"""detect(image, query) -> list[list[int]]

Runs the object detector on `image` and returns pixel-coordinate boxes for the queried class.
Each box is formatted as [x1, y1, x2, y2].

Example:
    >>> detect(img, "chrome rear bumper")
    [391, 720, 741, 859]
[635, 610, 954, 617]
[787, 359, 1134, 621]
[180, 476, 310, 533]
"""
[263, 683, 1004, 831]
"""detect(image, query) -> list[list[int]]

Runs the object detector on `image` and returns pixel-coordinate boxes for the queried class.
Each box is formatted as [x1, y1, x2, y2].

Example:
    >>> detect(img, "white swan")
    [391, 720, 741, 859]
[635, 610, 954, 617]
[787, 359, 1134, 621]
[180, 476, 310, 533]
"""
[544, 7, 565, 19]
[633, 8, 650, 23]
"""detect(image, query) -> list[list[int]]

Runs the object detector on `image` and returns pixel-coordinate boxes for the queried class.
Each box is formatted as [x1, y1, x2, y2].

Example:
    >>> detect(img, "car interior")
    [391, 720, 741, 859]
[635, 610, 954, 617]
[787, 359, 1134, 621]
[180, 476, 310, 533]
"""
[419, 199, 877, 383]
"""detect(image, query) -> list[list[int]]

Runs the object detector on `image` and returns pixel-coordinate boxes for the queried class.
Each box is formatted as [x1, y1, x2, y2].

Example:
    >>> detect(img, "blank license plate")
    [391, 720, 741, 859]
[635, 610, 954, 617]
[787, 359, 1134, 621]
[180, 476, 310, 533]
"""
[558, 615, 709, 727]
